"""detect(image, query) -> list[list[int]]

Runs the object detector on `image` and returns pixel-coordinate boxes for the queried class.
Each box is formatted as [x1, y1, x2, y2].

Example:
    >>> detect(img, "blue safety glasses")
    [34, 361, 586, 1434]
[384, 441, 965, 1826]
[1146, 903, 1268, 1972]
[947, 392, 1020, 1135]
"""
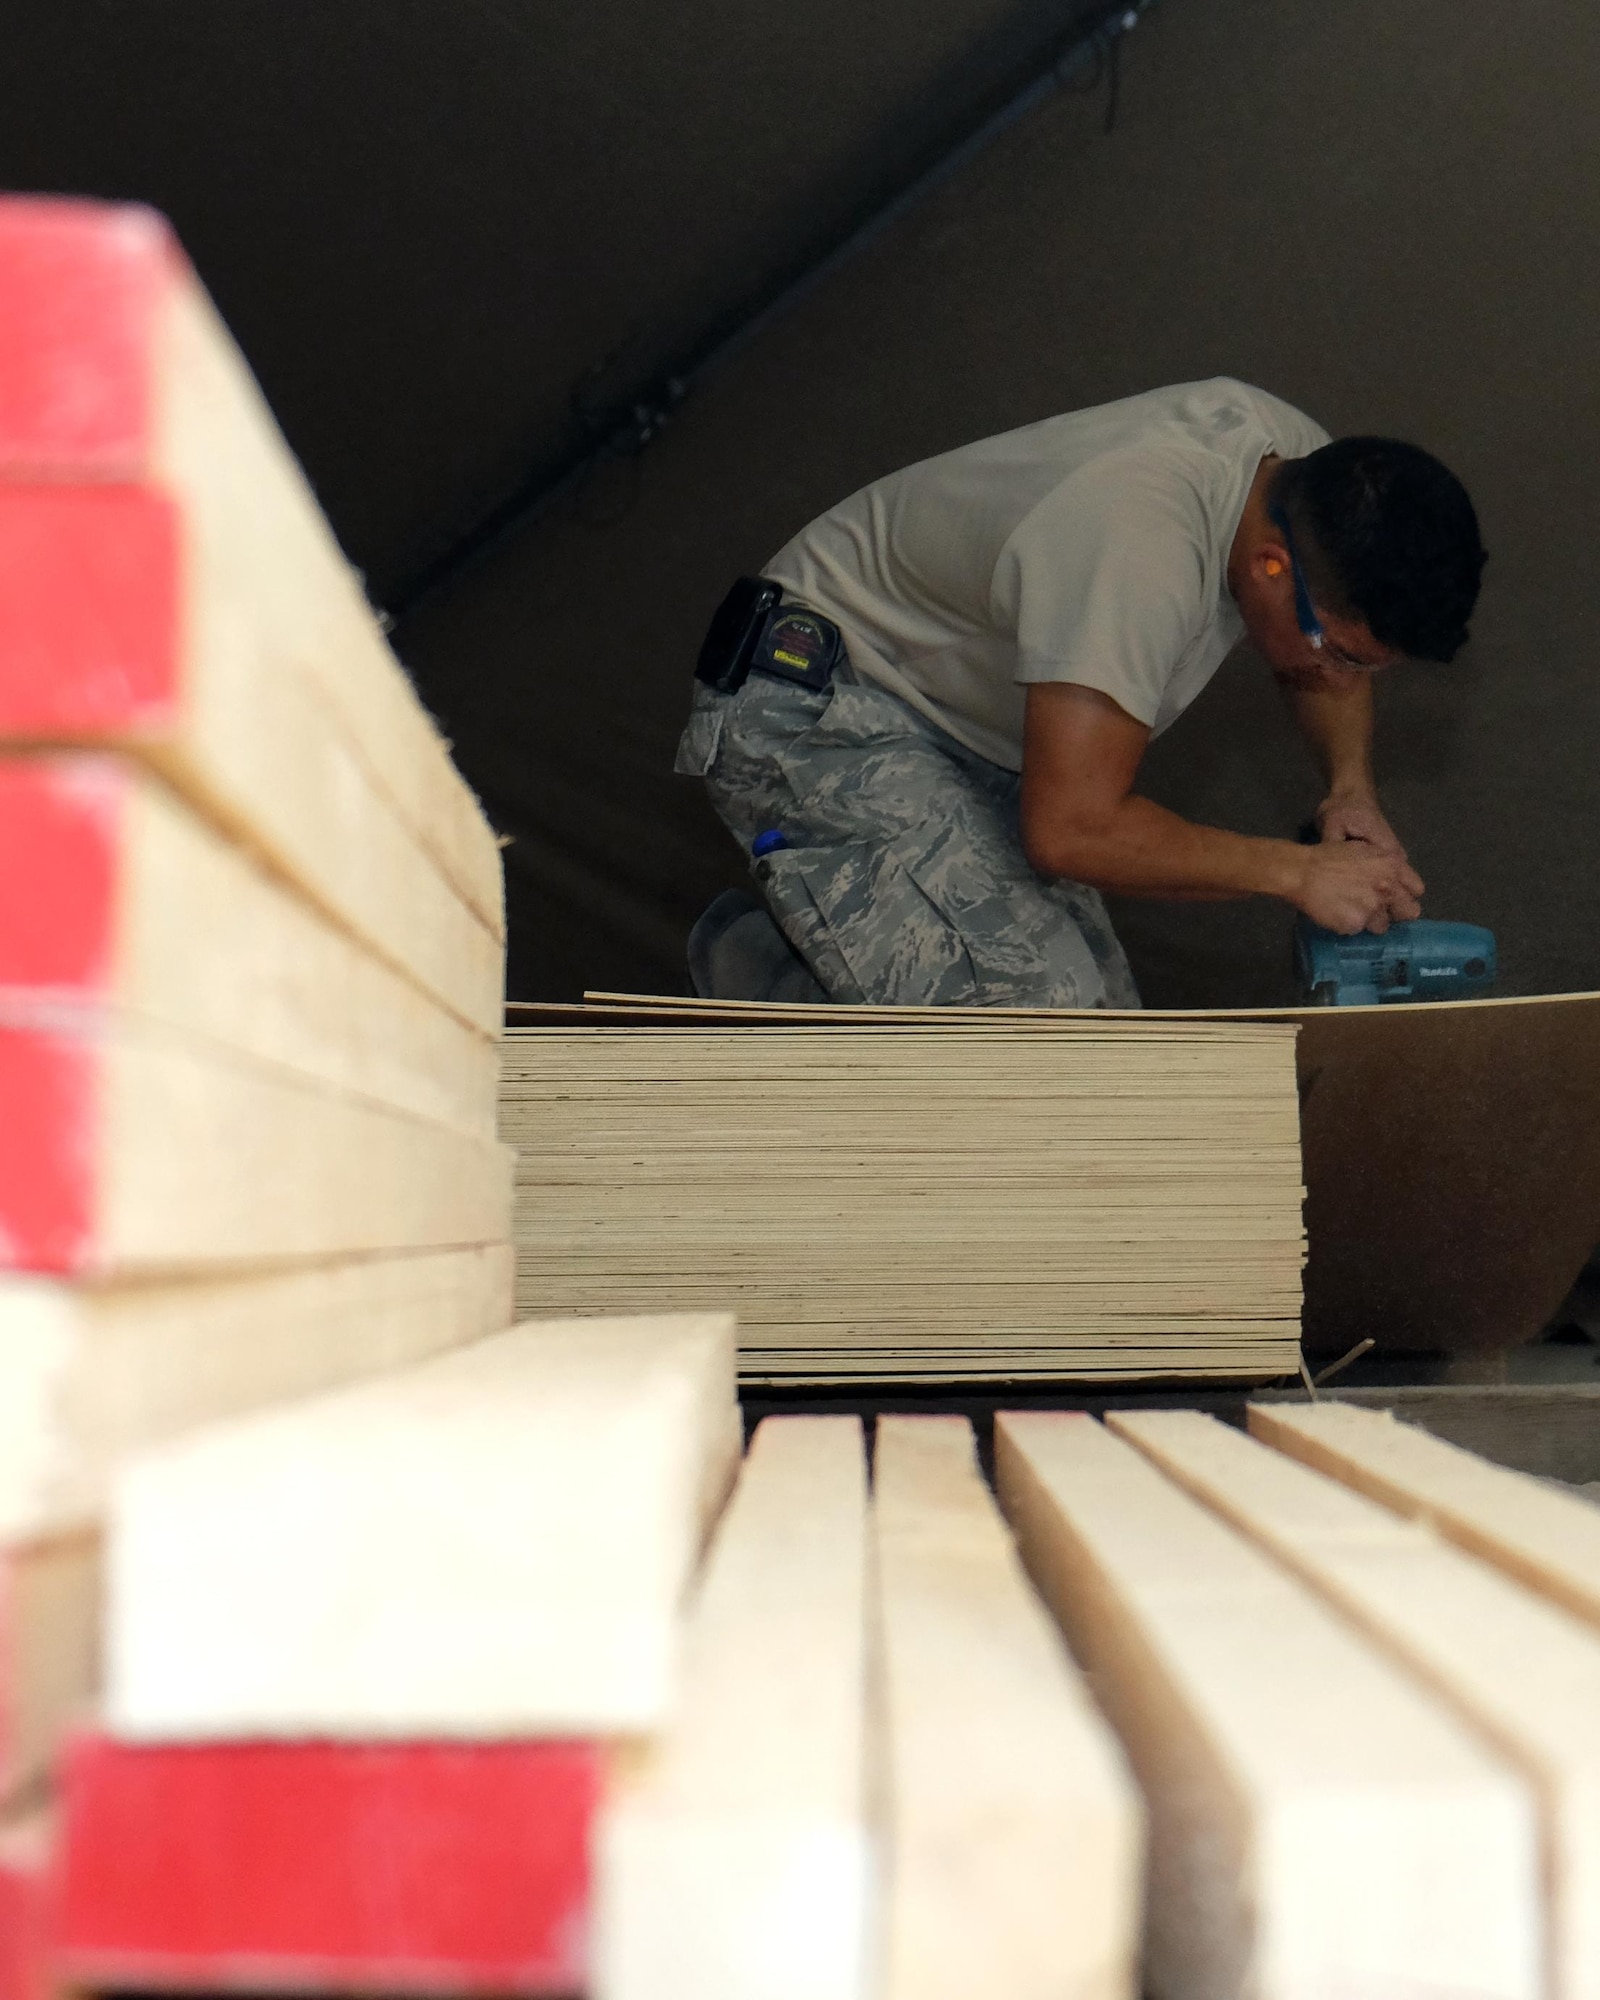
[1267, 502, 1325, 652]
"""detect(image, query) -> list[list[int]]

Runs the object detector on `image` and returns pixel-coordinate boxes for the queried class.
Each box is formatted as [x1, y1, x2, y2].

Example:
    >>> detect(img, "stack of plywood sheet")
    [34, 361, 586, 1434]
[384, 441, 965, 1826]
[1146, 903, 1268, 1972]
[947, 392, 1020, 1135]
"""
[0, 194, 514, 1816]
[543, 984, 1600, 1366]
[500, 1020, 1305, 1383]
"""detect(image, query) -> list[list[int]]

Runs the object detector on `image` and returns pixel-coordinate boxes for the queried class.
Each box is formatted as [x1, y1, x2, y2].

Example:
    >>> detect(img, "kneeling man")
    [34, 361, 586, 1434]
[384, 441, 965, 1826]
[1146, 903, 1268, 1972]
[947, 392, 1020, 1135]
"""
[678, 379, 1485, 1007]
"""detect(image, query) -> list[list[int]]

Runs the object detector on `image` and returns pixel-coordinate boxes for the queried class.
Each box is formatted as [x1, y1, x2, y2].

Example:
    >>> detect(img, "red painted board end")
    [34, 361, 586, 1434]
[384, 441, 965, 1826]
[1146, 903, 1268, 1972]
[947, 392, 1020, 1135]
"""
[56, 1732, 601, 1995]
[0, 197, 177, 479]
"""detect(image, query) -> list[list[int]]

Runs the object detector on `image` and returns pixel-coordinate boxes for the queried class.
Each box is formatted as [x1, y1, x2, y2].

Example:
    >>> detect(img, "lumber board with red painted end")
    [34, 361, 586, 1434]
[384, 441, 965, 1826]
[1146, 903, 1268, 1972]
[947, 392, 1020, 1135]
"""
[108, 1314, 740, 1741]
[0, 1246, 514, 1806]
[0, 200, 502, 1034]
[595, 1415, 872, 2000]
[0, 753, 498, 1136]
[873, 1417, 1141, 2000]
[0, 195, 496, 915]
[0, 1010, 513, 1277]
[54, 1731, 598, 1995]
[0, 1246, 515, 1543]
[0, 1808, 53, 2000]
[0, 481, 500, 1034]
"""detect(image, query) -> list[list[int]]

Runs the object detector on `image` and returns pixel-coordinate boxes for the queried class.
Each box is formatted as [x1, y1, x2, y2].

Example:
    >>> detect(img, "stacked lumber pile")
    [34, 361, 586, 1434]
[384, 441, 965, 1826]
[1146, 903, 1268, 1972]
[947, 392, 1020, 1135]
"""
[501, 1020, 1306, 1383]
[53, 1340, 1147, 2000]
[47, 1384, 1600, 2000]
[60, 1311, 744, 1998]
[0, 192, 512, 1891]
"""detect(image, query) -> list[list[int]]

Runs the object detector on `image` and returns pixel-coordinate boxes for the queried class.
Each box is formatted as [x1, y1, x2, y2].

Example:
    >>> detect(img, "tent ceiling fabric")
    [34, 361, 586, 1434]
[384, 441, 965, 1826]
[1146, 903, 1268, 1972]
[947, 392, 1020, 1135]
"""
[0, 0, 1112, 605]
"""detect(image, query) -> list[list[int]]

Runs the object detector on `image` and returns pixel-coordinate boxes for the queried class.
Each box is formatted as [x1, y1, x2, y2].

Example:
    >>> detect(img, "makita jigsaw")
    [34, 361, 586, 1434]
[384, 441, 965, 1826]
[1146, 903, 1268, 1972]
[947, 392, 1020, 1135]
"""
[1293, 915, 1497, 1006]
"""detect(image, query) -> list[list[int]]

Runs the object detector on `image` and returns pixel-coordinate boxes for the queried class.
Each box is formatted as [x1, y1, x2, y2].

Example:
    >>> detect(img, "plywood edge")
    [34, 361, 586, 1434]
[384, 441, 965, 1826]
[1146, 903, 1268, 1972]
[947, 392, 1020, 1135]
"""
[577, 986, 1600, 1021]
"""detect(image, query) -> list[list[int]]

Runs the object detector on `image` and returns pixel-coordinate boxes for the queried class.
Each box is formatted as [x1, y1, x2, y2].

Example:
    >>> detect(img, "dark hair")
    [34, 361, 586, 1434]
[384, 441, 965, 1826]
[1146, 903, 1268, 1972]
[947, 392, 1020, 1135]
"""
[1273, 437, 1487, 662]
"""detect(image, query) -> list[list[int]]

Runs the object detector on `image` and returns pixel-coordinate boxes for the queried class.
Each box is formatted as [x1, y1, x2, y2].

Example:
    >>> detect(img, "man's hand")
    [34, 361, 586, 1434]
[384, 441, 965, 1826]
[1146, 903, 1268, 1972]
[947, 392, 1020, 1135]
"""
[1293, 841, 1424, 935]
[1316, 789, 1409, 860]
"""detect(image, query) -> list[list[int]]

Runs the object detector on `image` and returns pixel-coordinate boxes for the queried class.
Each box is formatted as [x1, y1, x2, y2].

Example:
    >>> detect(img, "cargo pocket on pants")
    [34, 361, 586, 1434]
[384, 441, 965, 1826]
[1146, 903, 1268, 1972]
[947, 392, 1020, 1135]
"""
[897, 840, 1110, 1006]
[749, 842, 873, 1002]
[756, 838, 987, 1006]
[762, 836, 1112, 1008]
[674, 698, 727, 777]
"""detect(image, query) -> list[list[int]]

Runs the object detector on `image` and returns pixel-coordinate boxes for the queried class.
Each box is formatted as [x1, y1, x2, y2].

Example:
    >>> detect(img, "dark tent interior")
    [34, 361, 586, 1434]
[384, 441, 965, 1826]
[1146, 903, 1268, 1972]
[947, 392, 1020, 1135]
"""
[8, 0, 1598, 1007]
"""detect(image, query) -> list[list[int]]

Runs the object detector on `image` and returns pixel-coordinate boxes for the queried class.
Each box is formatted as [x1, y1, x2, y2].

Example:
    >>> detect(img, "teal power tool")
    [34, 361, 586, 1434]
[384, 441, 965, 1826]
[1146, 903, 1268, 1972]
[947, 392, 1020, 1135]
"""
[1294, 916, 1497, 1006]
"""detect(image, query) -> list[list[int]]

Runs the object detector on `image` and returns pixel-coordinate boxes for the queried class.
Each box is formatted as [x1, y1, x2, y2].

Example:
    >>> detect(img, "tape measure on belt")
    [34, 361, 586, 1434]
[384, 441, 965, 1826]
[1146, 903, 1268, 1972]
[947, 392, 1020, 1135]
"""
[694, 576, 844, 694]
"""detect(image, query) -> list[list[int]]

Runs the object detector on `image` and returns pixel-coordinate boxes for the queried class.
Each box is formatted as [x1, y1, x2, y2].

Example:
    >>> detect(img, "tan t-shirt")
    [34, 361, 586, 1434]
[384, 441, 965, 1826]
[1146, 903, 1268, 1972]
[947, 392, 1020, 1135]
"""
[764, 379, 1330, 771]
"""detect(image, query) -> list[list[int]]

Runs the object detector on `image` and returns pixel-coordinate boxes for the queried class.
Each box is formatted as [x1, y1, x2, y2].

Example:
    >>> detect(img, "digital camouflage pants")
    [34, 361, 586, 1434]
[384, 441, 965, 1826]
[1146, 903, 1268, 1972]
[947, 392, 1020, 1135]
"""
[676, 665, 1141, 1009]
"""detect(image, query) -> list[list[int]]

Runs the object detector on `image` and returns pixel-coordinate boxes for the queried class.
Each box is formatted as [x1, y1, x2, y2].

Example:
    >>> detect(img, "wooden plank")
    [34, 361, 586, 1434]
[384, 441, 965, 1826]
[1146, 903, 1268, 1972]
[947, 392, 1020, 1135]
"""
[576, 987, 1600, 1025]
[0, 196, 504, 1036]
[108, 1313, 740, 1740]
[0, 1807, 51, 2000]
[0, 195, 503, 941]
[0, 483, 502, 1034]
[994, 1411, 1541, 2000]
[1115, 1407, 1600, 2000]
[1251, 1401, 1600, 1631]
[1254, 1386, 1600, 1484]
[0, 753, 499, 1135]
[1, 1532, 97, 1807]
[56, 1733, 598, 1995]
[0, 1012, 512, 1275]
[595, 1415, 871, 2000]
[0, 1244, 514, 1540]
[0, 1246, 511, 1803]
[873, 1416, 1140, 2000]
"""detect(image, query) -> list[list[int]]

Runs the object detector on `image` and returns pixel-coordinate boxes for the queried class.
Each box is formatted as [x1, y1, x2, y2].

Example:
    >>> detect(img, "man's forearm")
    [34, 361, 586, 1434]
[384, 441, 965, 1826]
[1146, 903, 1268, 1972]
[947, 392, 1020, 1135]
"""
[1026, 795, 1309, 903]
[1288, 678, 1376, 799]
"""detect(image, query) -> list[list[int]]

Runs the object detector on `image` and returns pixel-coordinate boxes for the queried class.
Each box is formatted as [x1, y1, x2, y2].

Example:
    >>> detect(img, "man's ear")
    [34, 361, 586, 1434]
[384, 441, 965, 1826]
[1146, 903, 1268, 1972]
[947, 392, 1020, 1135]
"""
[1252, 539, 1293, 590]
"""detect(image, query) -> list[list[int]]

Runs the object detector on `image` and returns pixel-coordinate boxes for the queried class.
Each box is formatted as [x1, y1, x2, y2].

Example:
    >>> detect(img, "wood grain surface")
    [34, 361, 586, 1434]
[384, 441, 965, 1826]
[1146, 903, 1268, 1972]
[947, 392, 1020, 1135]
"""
[524, 991, 1600, 1359]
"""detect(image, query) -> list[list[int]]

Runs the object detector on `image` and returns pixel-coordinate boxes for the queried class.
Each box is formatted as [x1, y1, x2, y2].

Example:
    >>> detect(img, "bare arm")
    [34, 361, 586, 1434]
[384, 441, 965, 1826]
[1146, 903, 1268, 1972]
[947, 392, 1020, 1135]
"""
[1019, 682, 1424, 930]
[1287, 675, 1376, 800]
[1284, 676, 1409, 858]
[1019, 683, 1303, 900]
